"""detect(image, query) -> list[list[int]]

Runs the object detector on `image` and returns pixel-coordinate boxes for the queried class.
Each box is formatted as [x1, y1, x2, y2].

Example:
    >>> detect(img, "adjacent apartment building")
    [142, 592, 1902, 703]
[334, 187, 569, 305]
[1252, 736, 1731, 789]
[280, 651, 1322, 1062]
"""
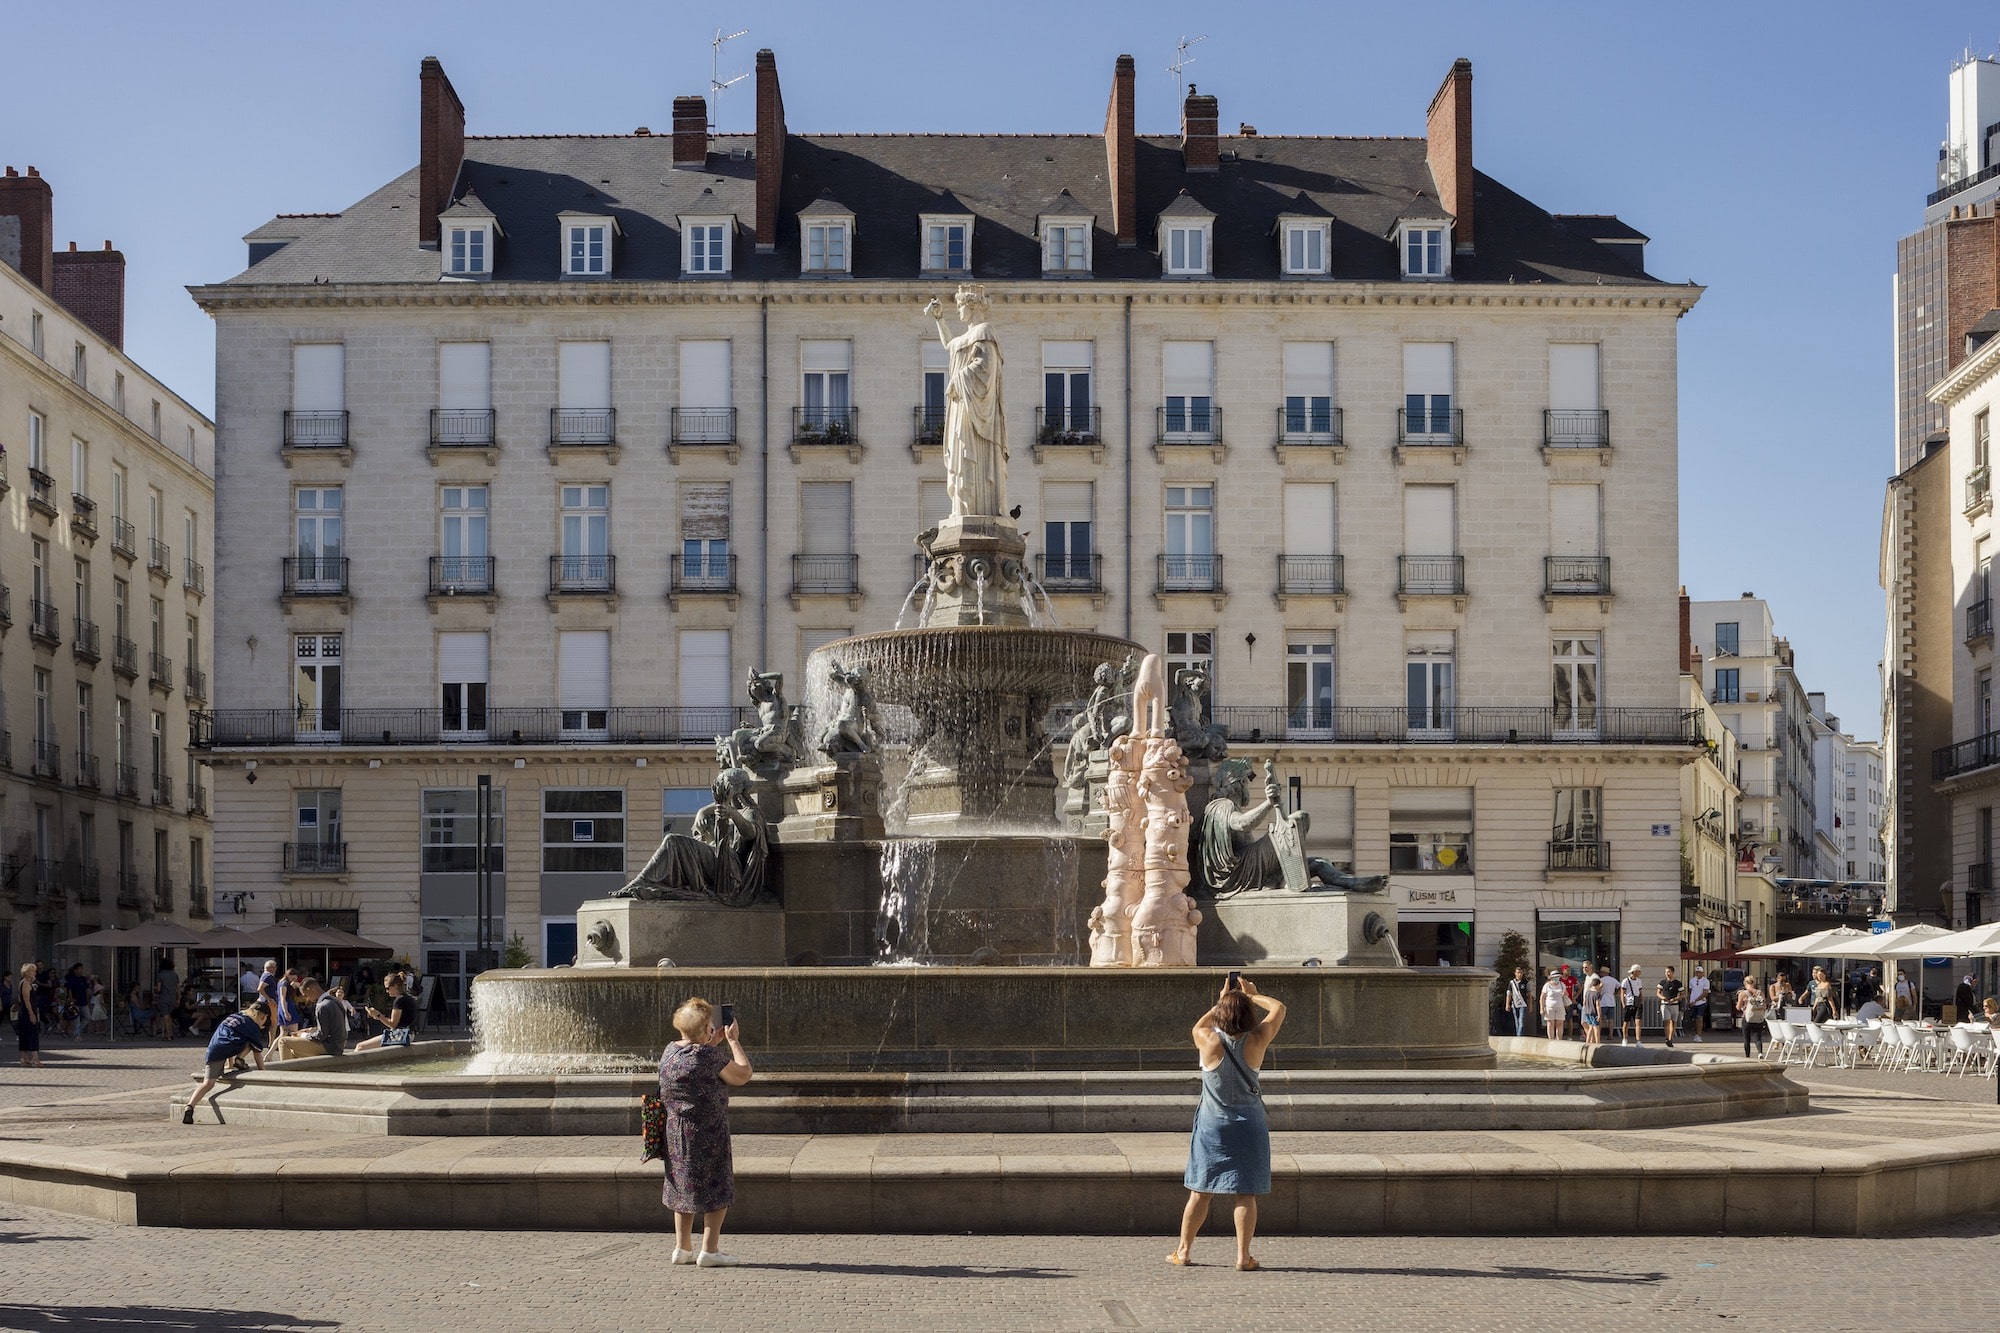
[1808, 693, 1885, 884]
[0, 166, 216, 969]
[191, 53, 1702, 999]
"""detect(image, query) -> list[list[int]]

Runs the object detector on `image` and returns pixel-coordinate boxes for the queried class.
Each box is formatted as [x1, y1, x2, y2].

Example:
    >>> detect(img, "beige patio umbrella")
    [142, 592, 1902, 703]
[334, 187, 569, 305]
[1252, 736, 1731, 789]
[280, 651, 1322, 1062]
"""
[59, 921, 211, 1040]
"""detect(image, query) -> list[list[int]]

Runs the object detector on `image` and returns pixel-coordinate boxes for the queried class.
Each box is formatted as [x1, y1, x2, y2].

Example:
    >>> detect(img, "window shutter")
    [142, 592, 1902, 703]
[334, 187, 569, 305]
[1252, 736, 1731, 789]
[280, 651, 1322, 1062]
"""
[801, 482, 851, 554]
[439, 631, 489, 685]
[292, 344, 345, 411]
[1402, 343, 1453, 396]
[1281, 342, 1334, 398]
[921, 341, 948, 373]
[679, 483, 731, 541]
[1549, 344, 1600, 411]
[677, 630, 732, 710]
[1042, 482, 1093, 525]
[1403, 484, 1454, 555]
[1162, 341, 1213, 397]
[1041, 341, 1093, 370]
[1550, 484, 1601, 557]
[1283, 483, 1336, 555]
[558, 341, 612, 410]
[920, 481, 951, 531]
[438, 343, 491, 411]
[800, 340, 852, 373]
[679, 340, 731, 408]
[558, 631, 611, 711]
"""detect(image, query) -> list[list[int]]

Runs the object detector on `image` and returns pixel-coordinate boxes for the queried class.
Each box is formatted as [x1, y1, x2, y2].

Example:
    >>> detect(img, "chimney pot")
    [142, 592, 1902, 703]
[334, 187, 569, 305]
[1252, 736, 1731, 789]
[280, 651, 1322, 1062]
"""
[67, 240, 77, 251]
[26, 166, 39, 177]
[4, 167, 16, 178]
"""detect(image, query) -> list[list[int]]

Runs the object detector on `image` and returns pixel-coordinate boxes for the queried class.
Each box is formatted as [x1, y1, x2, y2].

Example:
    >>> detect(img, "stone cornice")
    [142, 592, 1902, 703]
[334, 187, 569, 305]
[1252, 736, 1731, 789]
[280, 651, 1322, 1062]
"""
[0, 335, 215, 488]
[1931, 331, 2000, 407]
[189, 278, 1703, 317]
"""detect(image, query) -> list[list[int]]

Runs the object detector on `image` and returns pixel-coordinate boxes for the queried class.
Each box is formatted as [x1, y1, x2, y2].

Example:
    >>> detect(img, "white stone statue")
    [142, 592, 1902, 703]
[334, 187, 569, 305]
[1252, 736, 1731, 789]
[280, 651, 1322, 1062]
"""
[924, 284, 1008, 520]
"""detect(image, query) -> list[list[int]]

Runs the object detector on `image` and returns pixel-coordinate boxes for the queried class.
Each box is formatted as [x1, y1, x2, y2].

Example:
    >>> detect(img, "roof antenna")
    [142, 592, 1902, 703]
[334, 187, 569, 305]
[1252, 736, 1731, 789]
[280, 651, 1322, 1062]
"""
[710, 28, 750, 133]
[1168, 34, 1207, 107]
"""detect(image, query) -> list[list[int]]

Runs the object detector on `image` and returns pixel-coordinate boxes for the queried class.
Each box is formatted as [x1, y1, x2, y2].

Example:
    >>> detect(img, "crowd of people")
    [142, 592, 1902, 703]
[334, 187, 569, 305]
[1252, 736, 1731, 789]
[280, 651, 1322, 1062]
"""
[1507, 961, 1718, 1049]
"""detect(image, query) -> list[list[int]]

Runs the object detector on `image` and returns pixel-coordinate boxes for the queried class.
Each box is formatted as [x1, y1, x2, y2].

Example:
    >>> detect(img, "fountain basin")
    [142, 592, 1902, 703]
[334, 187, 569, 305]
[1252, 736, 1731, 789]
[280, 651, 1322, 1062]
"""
[466, 965, 1497, 1075]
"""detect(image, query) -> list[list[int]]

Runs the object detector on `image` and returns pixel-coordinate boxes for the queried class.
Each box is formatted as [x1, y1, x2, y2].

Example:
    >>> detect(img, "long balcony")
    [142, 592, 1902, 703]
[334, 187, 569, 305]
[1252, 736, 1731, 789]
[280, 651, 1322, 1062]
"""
[548, 554, 614, 595]
[1277, 554, 1344, 596]
[70, 493, 99, 541]
[791, 405, 861, 460]
[112, 635, 138, 679]
[32, 739, 60, 780]
[284, 842, 348, 874]
[430, 555, 497, 595]
[791, 553, 860, 597]
[28, 598, 60, 646]
[195, 705, 752, 749]
[550, 407, 616, 447]
[1206, 706, 1700, 746]
[1276, 404, 1343, 448]
[430, 407, 496, 448]
[670, 553, 737, 596]
[73, 753, 100, 790]
[1936, 729, 2000, 780]
[72, 616, 100, 664]
[1397, 555, 1465, 596]
[1544, 408, 1610, 450]
[149, 652, 174, 691]
[111, 517, 137, 559]
[1157, 553, 1223, 595]
[282, 556, 350, 597]
[1035, 553, 1103, 594]
[185, 665, 207, 701]
[184, 559, 206, 597]
[1971, 598, 1993, 645]
[283, 409, 349, 449]
[1545, 556, 1612, 597]
[1548, 839, 1612, 871]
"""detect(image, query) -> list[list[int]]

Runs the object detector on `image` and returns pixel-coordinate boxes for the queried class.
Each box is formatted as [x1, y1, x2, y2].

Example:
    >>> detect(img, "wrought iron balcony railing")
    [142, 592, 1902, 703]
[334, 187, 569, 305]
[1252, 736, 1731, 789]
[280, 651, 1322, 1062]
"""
[189, 783, 208, 816]
[284, 842, 348, 873]
[116, 870, 143, 908]
[912, 405, 945, 448]
[1548, 839, 1612, 871]
[670, 406, 736, 444]
[148, 539, 171, 576]
[430, 407, 495, 447]
[115, 762, 137, 798]
[1398, 407, 1464, 446]
[73, 753, 100, 790]
[188, 880, 211, 918]
[1937, 729, 2000, 780]
[28, 598, 60, 645]
[27, 467, 57, 514]
[430, 555, 496, 595]
[670, 553, 737, 594]
[1545, 556, 1612, 596]
[184, 559, 206, 596]
[1544, 408, 1610, 449]
[32, 739, 60, 780]
[283, 410, 349, 448]
[1277, 554, 1344, 596]
[282, 556, 350, 595]
[194, 705, 752, 749]
[1035, 553, 1103, 593]
[71, 617, 100, 663]
[112, 636, 138, 679]
[185, 665, 207, 701]
[550, 407, 616, 446]
[792, 405, 859, 446]
[548, 554, 614, 594]
[1970, 465, 1993, 513]
[153, 875, 175, 911]
[791, 553, 859, 595]
[1276, 404, 1343, 446]
[1397, 554, 1465, 595]
[72, 863, 100, 904]
[1156, 553, 1223, 593]
[1036, 405, 1102, 448]
[149, 652, 173, 690]
[151, 772, 173, 807]
[1205, 706, 1700, 746]
[1971, 599, 1994, 644]
[111, 517, 136, 557]
[1156, 404, 1222, 445]
[71, 493, 98, 539]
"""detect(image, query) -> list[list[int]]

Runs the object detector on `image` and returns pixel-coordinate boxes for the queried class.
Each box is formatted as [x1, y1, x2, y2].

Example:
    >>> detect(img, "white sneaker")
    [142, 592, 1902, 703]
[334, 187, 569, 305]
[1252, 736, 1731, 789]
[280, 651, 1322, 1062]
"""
[671, 1248, 697, 1266]
[695, 1250, 741, 1268]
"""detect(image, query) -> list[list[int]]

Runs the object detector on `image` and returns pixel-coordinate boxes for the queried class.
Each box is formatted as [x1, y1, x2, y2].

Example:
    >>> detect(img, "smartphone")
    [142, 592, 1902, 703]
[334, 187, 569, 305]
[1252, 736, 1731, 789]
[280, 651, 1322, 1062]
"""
[719, 1003, 736, 1029]
[1226, 971, 1241, 991]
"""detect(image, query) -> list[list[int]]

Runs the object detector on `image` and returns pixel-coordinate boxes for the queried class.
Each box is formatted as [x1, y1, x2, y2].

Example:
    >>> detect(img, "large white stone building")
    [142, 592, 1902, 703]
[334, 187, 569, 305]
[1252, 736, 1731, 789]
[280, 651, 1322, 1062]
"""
[1, 167, 216, 971]
[1808, 693, 1885, 885]
[191, 53, 1702, 1007]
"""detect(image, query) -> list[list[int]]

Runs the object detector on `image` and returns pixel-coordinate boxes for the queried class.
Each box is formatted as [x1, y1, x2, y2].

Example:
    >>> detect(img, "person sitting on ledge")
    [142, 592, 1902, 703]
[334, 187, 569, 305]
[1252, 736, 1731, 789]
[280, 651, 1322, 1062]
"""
[271, 979, 348, 1060]
[353, 975, 415, 1052]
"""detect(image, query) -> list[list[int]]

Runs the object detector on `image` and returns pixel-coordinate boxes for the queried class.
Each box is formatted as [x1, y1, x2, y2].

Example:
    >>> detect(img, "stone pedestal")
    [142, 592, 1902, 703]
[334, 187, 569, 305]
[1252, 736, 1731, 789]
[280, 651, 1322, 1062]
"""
[921, 514, 1032, 628]
[776, 754, 886, 843]
[1064, 750, 1112, 837]
[1197, 889, 1402, 967]
[572, 898, 786, 969]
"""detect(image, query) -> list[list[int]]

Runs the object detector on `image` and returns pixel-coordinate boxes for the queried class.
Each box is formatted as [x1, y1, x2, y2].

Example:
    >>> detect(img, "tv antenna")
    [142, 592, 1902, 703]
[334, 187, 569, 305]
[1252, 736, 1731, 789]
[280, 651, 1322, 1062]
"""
[710, 28, 750, 132]
[1168, 34, 1207, 105]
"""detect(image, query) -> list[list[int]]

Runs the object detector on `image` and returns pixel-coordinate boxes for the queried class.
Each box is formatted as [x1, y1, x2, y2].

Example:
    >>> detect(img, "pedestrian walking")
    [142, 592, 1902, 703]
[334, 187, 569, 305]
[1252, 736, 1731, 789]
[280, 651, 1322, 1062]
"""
[1687, 970, 1711, 1042]
[1738, 977, 1770, 1057]
[1539, 969, 1568, 1041]
[1505, 967, 1529, 1037]
[11, 963, 43, 1067]
[184, 999, 275, 1123]
[1596, 964, 1621, 1037]
[1656, 966, 1684, 1047]
[1171, 976, 1284, 1271]
[659, 996, 754, 1267]
[1622, 966, 1645, 1044]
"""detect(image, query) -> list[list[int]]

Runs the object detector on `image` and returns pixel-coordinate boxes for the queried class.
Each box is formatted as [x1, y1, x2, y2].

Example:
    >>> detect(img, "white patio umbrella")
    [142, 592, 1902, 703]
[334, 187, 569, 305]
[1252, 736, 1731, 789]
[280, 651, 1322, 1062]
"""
[1739, 926, 1872, 957]
[1818, 924, 1957, 1018]
[1881, 922, 2000, 958]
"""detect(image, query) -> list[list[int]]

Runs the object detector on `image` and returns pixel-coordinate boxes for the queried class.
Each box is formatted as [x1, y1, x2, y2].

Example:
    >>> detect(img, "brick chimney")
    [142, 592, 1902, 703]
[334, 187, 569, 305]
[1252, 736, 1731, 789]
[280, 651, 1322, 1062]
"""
[1946, 206, 1999, 372]
[672, 95, 709, 169]
[1679, 586, 1696, 673]
[419, 56, 466, 247]
[754, 49, 787, 252]
[1105, 55, 1137, 245]
[52, 241, 125, 349]
[1181, 85, 1219, 173]
[0, 165, 54, 291]
[1425, 58, 1475, 254]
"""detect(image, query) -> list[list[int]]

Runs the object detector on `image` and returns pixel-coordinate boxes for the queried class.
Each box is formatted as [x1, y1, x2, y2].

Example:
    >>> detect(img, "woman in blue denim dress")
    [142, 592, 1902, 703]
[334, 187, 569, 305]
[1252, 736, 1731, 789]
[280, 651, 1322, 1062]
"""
[1170, 976, 1286, 1271]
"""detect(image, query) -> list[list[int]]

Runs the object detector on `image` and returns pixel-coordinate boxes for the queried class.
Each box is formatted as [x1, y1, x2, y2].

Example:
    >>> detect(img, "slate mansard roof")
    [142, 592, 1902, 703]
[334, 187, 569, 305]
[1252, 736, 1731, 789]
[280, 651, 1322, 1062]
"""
[225, 120, 1660, 289]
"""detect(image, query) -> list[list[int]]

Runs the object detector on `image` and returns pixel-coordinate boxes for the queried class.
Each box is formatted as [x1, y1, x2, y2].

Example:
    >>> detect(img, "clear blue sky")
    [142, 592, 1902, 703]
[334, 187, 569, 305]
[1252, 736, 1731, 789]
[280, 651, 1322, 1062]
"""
[13, 0, 1995, 737]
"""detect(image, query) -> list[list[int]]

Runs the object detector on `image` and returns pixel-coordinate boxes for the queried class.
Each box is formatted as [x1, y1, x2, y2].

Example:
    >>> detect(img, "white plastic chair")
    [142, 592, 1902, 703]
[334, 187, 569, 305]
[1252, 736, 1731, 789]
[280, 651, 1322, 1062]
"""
[1848, 1022, 1881, 1067]
[1802, 1022, 1844, 1069]
[1765, 1018, 1794, 1063]
[1947, 1026, 1977, 1076]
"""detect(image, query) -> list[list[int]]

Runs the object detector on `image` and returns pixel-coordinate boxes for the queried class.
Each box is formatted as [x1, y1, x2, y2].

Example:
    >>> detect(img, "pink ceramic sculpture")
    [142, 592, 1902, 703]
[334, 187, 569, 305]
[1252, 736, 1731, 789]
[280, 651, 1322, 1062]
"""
[1088, 654, 1202, 967]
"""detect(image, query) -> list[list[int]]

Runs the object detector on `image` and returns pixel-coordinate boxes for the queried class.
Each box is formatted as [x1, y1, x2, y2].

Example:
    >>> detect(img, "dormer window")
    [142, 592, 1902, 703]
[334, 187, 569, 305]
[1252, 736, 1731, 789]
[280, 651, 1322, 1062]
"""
[447, 225, 490, 276]
[922, 215, 973, 274]
[1400, 224, 1450, 279]
[681, 216, 733, 276]
[1043, 223, 1089, 272]
[1282, 222, 1330, 276]
[1163, 223, 1211, 276]
[799, 195, 856, 276]
[563, 215, 616, 277]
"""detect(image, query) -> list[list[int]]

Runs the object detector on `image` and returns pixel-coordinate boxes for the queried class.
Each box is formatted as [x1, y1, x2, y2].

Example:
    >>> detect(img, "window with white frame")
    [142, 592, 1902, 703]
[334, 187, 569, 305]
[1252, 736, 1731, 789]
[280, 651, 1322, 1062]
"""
[542, 789, 624, 873]
[29, 310, 43, 357]
[447, 224, 490, 276]
[1042, 221, 1090, 273]
[1042, 481, 1093, 584]
[294, 487, 343, 589]
[800, 340, 852, 432]
[804, 220, 850, 273]
[294, 633, 342, 736]
[1163, 341, 1216, 437]
[113, 372, 125, 414]
[148, 401, 161, 441]
[922, 216, 971, 273]
[295, 789, 344, 855]
[1391, 787, 1472, 872]
[1552, 788, 1602, 852]
[28, 410, 46, 473]
[72, 342, 86, 384]
[1164, 485, 1215, 588]
[422, 788, 505, 874]
[679, 482, 731, 587]
[1042, 341, 1094, 439]
[1163, 222, 1211, 276]
[1553, 635, 1601, 737]
[1401, 224, 1448, 278]
[1165, 631, 1215, 713]
[438, 485, 488, 586]
[1287, 637, 1335, 733]
[1281, 342, 1336, 438]
[1402, 343, 1454, 439]
[682, 216, 731, 275]
[439, 631, 489, 737]
[564, 218, 612, 276]
[559, 485, 610, 587]
[920, 342, 948, 441]
[558, 630, 611, 738]
[1283, 222, 1329, 275]
[1405, 633, 1455, 737]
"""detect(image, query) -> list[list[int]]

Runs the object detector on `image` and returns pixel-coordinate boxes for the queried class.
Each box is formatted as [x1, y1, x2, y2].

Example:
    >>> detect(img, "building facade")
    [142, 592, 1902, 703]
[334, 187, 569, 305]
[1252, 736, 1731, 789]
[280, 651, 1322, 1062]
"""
[192, 54, 1701, 1000]
[1678, 668, 1748, 954]
[1808, 693, 1885, 884]
[0, 166, 216, 971]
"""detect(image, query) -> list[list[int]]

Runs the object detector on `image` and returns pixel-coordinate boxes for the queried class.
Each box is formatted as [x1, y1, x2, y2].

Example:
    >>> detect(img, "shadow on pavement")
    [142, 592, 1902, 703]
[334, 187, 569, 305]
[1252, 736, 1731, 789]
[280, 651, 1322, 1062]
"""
[750, 1262, 1075, 1279]
[0, 1306, 336, 1331]
[1257, 1264, 1667, 1285]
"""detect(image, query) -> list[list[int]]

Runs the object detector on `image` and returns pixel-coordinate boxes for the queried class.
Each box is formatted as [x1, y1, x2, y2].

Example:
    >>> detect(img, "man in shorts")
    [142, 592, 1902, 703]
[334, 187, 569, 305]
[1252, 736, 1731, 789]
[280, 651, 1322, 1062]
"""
[1621, 965, 1644, 1045]
[183, 999, 274, 1124]
[1656, 966, 1685, 1048]
[1687, 969, 1711, 1041]
[1597, 964, 1622, 1038]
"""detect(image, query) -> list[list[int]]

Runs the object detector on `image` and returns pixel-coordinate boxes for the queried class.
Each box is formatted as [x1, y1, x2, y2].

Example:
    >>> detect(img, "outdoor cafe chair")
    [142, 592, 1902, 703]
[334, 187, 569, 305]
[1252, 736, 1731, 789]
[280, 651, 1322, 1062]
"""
[1945, 1025, 1977, 1076]
[1847, 1022, 1881, 1066]
[1801, 1022, 1845, 1069]
[1764, 1018, 1794, 1063]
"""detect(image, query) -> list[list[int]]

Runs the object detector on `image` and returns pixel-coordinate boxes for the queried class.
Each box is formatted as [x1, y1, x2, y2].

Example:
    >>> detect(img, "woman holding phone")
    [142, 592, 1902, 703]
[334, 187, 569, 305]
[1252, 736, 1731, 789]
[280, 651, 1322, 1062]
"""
[659, 996, 754, 1267]
[1169, 974, 1285, 1271]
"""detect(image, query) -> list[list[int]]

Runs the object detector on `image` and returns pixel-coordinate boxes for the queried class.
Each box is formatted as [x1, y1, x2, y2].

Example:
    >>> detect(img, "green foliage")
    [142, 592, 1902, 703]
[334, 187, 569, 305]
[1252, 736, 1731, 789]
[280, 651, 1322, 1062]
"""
[502, 932, 533, 970]
[1490, 929, 1531, 1002]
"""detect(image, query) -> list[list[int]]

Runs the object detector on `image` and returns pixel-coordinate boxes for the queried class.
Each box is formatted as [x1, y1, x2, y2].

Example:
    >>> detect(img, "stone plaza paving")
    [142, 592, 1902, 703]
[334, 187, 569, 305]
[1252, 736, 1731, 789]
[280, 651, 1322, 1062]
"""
[4, 1041, 2000, 1329]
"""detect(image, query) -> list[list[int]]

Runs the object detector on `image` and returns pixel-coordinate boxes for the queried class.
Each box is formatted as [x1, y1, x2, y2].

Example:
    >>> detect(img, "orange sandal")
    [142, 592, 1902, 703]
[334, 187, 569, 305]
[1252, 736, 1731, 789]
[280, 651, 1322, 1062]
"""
[1167, 1251, 1194, 1266]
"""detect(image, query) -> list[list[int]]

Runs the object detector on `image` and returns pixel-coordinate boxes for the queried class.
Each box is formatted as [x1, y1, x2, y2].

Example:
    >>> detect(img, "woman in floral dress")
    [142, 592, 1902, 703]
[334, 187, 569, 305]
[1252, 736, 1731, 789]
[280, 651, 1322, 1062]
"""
[660, 996, 754, 1267]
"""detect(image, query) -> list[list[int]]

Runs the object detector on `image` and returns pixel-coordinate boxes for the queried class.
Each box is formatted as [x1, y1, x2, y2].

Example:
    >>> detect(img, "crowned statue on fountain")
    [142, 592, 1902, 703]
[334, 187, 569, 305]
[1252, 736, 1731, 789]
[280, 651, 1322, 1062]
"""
[925, 284, 1007, 520]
